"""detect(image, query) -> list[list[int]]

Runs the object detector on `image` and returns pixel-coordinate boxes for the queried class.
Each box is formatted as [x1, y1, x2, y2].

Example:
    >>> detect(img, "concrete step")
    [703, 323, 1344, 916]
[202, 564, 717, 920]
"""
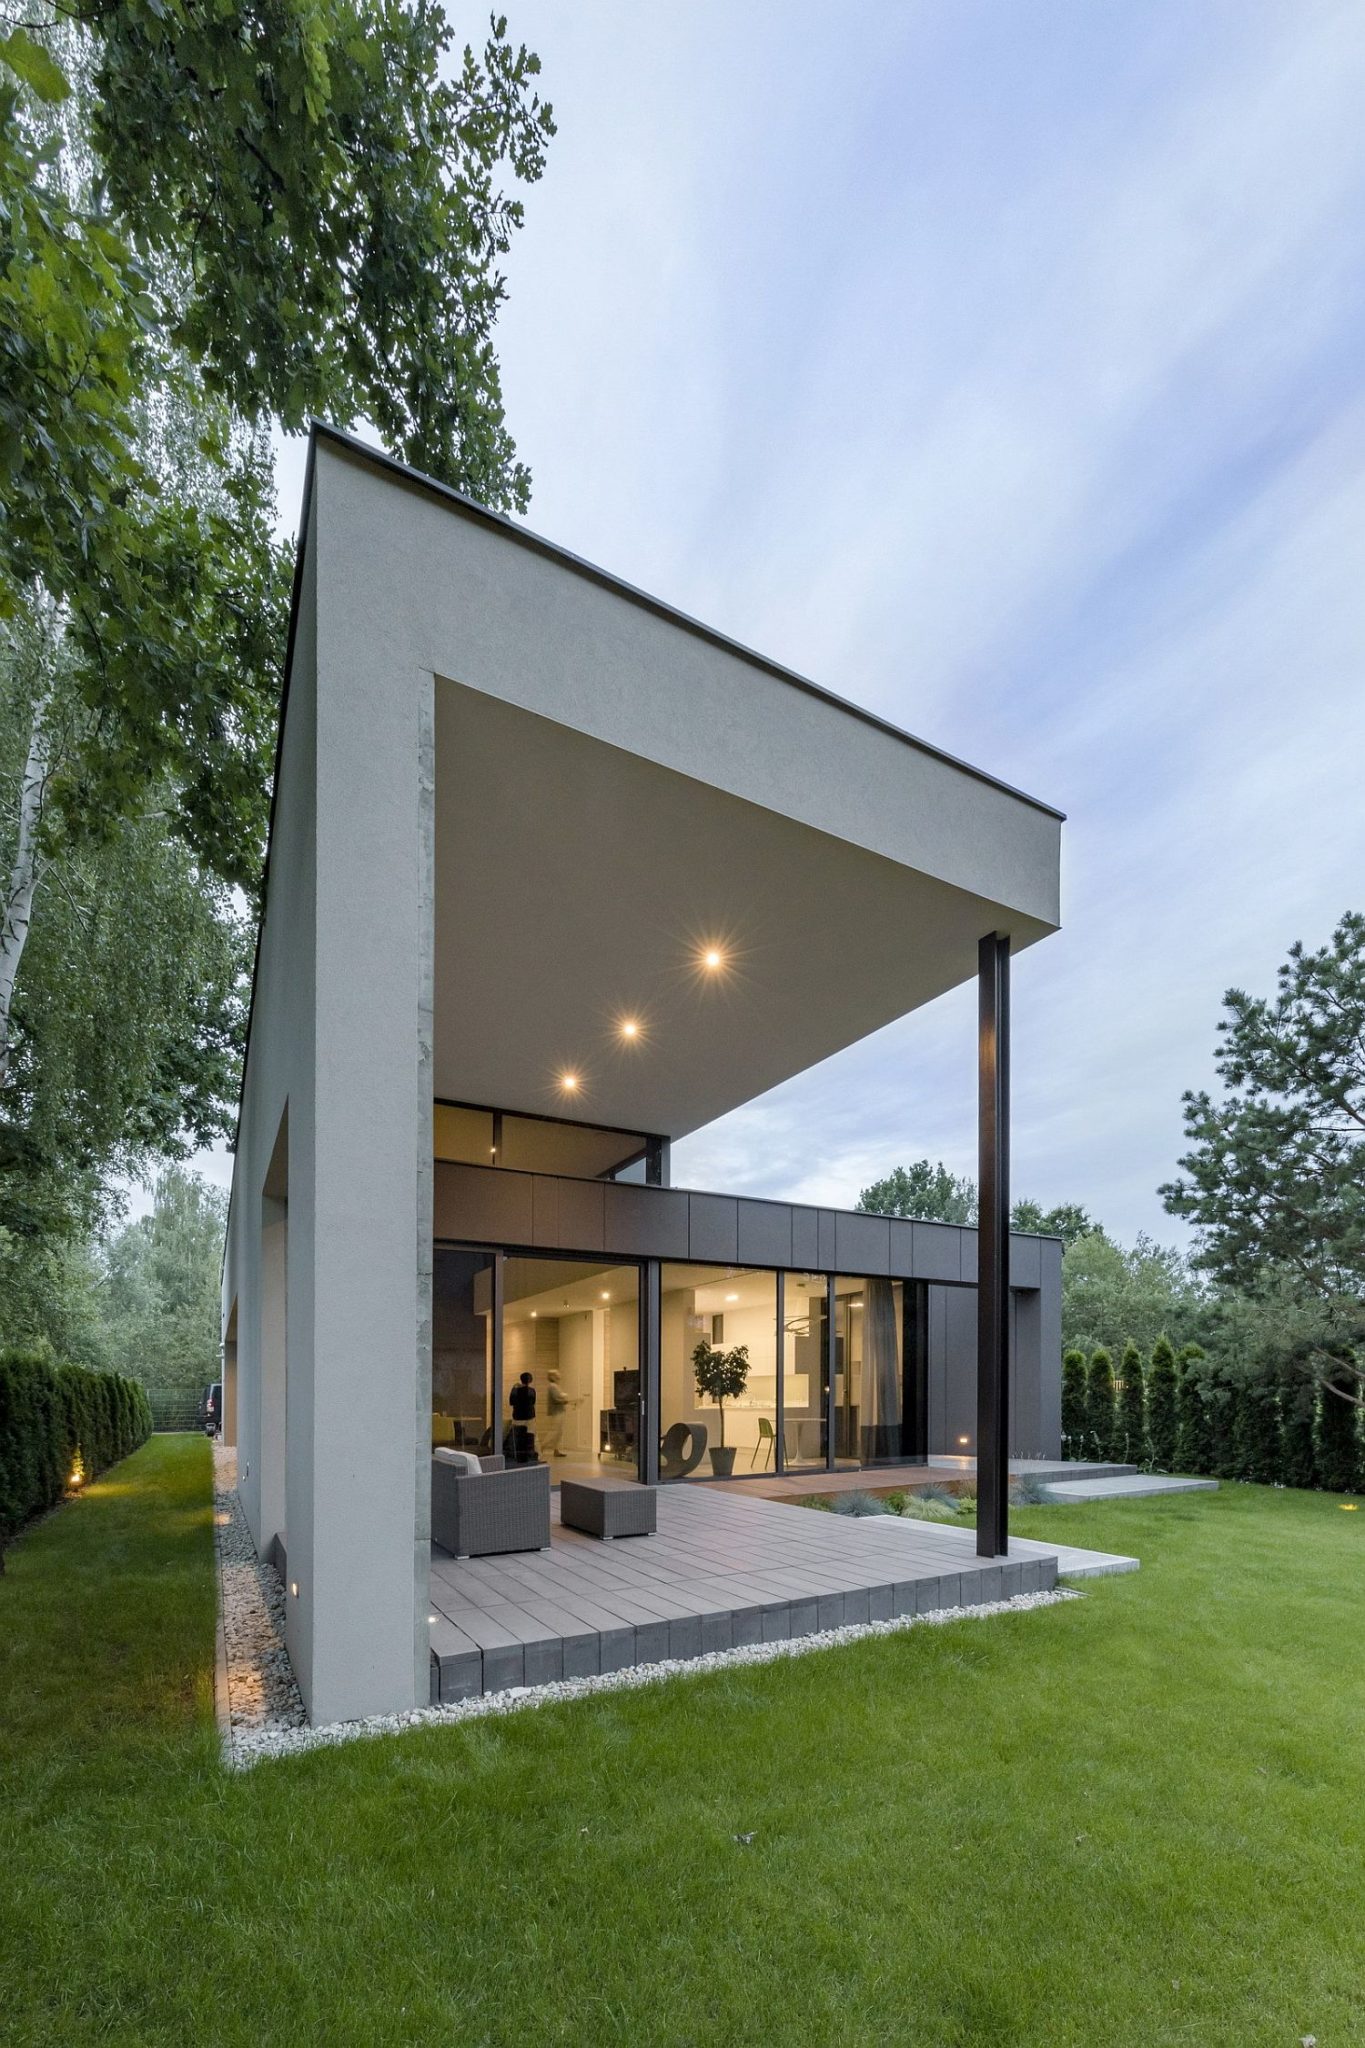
[1043, 1473, 1218, 1503]
[929, 1456, 1140, 1484]
[1018, 1462, 1139, 1485]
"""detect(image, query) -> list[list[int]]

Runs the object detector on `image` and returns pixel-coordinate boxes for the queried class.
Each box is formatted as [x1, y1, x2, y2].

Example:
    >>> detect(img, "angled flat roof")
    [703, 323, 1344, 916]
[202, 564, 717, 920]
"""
[241, 424, 1064, 1148]
[306, 421, 1065, 824]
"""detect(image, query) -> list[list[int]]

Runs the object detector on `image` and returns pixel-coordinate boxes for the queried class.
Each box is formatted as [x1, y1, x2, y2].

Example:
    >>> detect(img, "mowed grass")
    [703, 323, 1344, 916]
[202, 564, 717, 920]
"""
[2, 1439, 1363, 2047]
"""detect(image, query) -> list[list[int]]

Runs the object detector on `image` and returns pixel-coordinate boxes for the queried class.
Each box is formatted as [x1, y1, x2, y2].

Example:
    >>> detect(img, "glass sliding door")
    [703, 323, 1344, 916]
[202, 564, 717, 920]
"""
[781, 1273, 829, 1471]
[500, 1257, 641, 1478]
[832, 1276, 906, 1465]
[659, 1266, 778, 1480]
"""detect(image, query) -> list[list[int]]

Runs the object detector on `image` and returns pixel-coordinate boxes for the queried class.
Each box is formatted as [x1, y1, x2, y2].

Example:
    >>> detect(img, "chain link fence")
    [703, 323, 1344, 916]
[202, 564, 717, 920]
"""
[143, 1387, 207, 1432]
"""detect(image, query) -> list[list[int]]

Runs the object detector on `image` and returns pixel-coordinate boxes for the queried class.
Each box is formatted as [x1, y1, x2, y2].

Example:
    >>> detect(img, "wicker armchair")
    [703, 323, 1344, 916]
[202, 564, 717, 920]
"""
[430, 1454, 551, 1560]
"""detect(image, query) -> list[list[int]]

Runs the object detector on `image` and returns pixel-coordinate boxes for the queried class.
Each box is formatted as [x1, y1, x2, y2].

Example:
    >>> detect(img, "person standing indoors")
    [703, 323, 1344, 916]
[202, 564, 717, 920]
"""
[507, 1371, 538, 1464]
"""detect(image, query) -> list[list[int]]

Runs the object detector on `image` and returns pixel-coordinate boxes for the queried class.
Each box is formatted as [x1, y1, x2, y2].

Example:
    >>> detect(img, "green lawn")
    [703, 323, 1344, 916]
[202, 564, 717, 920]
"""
[2, 1438, 1362, 2047]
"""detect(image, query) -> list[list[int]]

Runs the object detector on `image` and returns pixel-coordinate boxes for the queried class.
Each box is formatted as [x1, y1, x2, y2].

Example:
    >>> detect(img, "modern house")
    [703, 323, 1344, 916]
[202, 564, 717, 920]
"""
[221, 424, 1065, 1725]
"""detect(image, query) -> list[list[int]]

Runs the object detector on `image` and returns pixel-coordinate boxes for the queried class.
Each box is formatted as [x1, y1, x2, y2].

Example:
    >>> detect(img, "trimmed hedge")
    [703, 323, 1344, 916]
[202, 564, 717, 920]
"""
[1067, 1334, 1364, 1496]
[0, 1349, 152, 1553]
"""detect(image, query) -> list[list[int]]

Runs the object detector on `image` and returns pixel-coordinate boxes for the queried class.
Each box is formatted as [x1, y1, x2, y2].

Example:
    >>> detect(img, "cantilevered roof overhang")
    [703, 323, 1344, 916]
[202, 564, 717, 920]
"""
[260, 425, 1063, 1145]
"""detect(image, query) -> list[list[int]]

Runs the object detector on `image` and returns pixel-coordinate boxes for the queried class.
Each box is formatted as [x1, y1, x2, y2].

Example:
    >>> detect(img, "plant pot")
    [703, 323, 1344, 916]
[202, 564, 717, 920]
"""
[708, 1446, 737, 1478]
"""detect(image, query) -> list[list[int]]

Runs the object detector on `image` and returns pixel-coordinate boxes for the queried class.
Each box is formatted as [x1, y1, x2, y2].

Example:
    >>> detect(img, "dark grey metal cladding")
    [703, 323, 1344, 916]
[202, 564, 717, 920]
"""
[1009, 1232, 1042, 1289]
[834, 1210, 890, 1276]
[687, 1193, 738, 1262]
[736, 1200, 793, 1269]
[790, 1206, 819, 1269]
[911, 1220, 961, 1281]
[433, 1161, 533, 1245]
[433, 1161, 1058, 1299]
[604, 1183, 688, 1258]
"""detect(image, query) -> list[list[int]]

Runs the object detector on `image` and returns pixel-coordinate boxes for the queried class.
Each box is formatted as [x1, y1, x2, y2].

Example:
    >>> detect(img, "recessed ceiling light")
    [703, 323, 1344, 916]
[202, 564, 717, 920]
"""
[600, 1290, 611, 1300]
[725, 1292, 739, 1302]
[559, 1072, 579, 1092]
[530, 1311, 537, 1320]
[702, 946, 724, 972]
[620, 1018, 639, 1040]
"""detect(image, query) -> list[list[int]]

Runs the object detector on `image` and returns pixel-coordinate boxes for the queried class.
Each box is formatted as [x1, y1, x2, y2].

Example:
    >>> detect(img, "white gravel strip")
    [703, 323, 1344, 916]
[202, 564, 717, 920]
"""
[213, 1446, 306, 1745]
[224, 1573, 1082, 1772]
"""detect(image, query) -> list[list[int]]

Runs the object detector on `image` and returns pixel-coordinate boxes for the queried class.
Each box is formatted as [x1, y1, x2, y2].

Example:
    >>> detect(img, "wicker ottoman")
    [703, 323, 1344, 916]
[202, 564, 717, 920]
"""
[559, 1477, 657, 1540]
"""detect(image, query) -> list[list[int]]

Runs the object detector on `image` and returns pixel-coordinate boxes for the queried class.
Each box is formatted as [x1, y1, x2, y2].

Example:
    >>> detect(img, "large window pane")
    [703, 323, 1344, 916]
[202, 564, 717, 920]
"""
[833, 1276, 905, 1465]
[501, 1257, 640, 1478]
[782, 1273, 828, 1470]
[660, 1266, 778, 1480]
[432, 1248, 496, 1451]
[433, 1104, 496, 1166]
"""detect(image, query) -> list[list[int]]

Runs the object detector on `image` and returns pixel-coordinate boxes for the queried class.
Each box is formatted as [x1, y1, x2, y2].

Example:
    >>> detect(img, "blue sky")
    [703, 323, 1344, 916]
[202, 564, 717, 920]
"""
[268, 0, 1365, 1244]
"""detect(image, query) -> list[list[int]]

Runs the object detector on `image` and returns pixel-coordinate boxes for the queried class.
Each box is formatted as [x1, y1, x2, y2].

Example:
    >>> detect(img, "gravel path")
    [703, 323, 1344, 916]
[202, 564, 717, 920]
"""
[213, 1445, 306, 1757]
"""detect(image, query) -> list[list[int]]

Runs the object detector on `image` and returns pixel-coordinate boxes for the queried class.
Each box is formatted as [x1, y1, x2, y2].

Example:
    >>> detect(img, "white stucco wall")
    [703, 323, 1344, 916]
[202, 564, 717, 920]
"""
[224, 429, 1063, 1726]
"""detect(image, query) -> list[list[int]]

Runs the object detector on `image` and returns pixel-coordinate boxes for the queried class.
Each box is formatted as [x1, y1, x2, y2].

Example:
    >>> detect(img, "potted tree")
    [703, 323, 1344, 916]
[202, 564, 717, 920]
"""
[692, 1338, 750, 1477]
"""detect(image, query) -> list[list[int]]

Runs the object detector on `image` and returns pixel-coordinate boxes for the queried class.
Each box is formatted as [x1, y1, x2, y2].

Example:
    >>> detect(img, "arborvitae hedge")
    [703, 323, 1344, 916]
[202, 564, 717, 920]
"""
[1316, 1379, 1362, 1495]
[1280, 1376, 1318, 1492]
[1232, 1376, 1282, 1485]
[1061, 1349, 1088, 1458]
[1175, 1345, 1212, 1474]
[1146, 1337, 1179, 1471]
[1086, 1347, 1116, 1462]
[1117, 1340, 1146, 1466]
[0, 1349, 152, 1555]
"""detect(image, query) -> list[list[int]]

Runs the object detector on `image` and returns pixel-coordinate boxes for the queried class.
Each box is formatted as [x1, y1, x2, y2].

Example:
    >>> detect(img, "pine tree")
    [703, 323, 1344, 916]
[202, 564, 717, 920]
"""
[1117, 1340, 1146, 1466]
[1061, 1349, 1088, 1459]
[1087, 1346, 1116, 1462]
[1280, 1376, 1318, 1491]
[1317, 1378, 1362, 1495]
[1147, 1336, 1179, 1471]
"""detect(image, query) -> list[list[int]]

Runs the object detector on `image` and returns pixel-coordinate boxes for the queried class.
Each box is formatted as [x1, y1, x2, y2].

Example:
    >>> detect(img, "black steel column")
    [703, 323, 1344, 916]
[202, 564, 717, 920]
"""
[640, 1259, 661, 1484]
[977, 932, 1011, 1558]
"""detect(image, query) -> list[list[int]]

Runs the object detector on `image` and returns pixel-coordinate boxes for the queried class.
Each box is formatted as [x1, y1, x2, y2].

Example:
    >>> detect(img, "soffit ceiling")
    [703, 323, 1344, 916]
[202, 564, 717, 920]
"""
[432, 680, 1053, 1143]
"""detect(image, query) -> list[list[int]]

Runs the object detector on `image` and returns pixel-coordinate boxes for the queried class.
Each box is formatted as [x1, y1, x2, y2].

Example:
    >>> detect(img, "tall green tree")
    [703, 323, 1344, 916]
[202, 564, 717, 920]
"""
[856, 1161, 1095, 1242]
[1086, 1346, 1116, 1462]
[97, 1167, 227, 1391]
[1174, 1344, 1212, 1474]
[1116, 1339, 1146, 1466]
[1163, 913, 1365, 1409]
[856, 1161, 976, 1224]
[1061, 1228, 1207, 1358]
[1009, 1199, 1096, 1246]
[1316, 1376, 1361, 1494]
[1, 8, 552, 1343]
[1280, 1374, 1317, 1492]
[1232, 1375, 1281, 1486]
[1146, 1336, 1179, 1471]
[1061, 1347, 1087, 1459]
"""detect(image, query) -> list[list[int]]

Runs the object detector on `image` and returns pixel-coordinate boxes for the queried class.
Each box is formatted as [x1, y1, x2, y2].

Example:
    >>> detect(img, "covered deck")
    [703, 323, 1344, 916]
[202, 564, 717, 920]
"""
[428, 1483, 1135, 1702]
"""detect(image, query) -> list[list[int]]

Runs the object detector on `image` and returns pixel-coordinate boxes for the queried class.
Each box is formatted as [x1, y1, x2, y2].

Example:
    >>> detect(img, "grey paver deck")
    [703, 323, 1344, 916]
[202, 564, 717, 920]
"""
[428, 1483, 1137, 1702]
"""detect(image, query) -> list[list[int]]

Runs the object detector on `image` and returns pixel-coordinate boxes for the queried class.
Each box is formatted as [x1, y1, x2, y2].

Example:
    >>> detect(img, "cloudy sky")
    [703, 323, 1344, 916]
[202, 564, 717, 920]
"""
[269, 0, 1365, 1245]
